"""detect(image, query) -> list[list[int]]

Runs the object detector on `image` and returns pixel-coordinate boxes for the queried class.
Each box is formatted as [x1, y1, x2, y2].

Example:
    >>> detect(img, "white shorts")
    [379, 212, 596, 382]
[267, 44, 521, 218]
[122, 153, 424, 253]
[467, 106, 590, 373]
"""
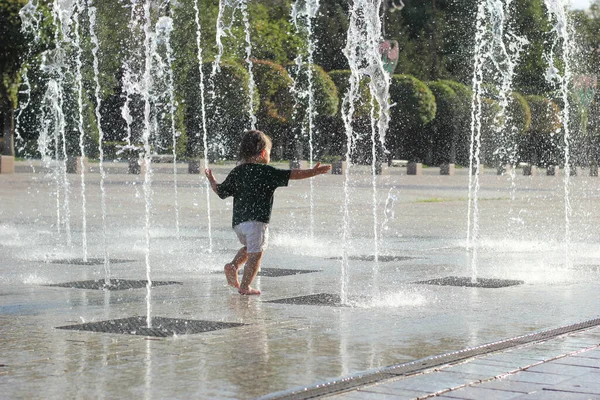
[233, 221, 269, 253]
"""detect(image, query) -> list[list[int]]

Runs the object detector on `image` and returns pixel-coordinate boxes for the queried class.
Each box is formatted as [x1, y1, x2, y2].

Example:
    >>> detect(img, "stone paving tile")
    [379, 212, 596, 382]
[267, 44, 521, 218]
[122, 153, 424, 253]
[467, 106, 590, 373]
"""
[433, 386, 526, 400]
[476, 379, 550, 393]
[571, 349, 600, 359]
[525, 361, 598, 376]
[440, 361, 519, 377]
[554, 377, 600, 393]
[501, 370, 574, 385]
[559, 370, 600, 384]
[331, 387, 427, 399]
[370, 371, 475, 394]
[511, 389, 597, 399]
[553, 356, 600, 368]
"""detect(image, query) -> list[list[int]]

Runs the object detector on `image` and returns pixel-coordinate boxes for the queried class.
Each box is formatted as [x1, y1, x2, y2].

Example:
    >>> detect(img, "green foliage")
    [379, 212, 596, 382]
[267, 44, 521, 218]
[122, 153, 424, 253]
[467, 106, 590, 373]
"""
[522, 95, 562, 165]
[389, 74, 436, 128]
[426, 81, 459, 164]
[387, 74, 436, 162]
[253, 59, 294, 123]
[184, 60, 253, 160]
[0, 0, 29, 106]
[526, 95, 561, 135]
[252, 59, 293, 156]
[289, 64, 339, 117]
[438, 80, 472, 165]
[312, 0, 349, 71]
[508, 92, 532, 134]
[328, 70, 371, 117]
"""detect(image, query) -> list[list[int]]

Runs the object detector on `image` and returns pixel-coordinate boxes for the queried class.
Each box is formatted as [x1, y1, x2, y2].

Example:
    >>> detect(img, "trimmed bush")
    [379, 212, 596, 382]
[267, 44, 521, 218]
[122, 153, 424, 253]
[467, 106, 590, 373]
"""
[388, 74, 436, 162]
[508, 92, 531, 135]
[327, 70, 371, 117]
[523, 95, 561, 166]
[438, 80, 472, 165]
[426, 81, 460, 165]
[285, 64, 340, 161]
[252, 59, 294, 159]
[184, 60, 253, 160]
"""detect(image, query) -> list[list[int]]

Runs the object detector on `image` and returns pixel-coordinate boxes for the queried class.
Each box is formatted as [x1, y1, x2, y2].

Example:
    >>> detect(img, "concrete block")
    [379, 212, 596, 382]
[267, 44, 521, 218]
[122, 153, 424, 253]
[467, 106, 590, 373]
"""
[188, 159, 207, 174]
[331, 161, 347, 175]
[289, 160, 309, 169]
[440, 163, 455, 176]
[547, 165, 560, 176]
[66, 156, 88, 174]
[0, 155, 14, 174]
[407, 162, 422, 175]
[497, 164, 511, 175]
[375, 162, 389, 175]
[523, 165, 537, 176]
[128, 157, 143, 175]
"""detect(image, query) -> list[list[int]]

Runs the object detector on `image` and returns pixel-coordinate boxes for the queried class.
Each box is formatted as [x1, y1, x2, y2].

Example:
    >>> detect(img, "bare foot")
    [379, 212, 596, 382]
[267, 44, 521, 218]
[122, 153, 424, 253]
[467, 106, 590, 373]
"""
[238, 287, 261, 295]
[224, 264, 240, 288]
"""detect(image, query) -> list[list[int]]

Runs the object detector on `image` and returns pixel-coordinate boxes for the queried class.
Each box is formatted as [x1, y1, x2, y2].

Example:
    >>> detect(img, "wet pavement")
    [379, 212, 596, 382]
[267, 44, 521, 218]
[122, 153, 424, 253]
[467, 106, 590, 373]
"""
[1, 161, 599, 399]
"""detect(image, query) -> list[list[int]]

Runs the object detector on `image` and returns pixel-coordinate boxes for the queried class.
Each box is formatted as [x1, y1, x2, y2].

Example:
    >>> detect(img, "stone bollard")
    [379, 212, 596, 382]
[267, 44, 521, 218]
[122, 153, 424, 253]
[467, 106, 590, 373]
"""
[66, 156, 88, 174]
[407, 162, 422, 175]
[375, 161, 389, 175]
[188, 159, 207, 174]
[440, 163, 455, 176]
[289, 160, 309, 169]
[497, 164, 511, 175]
[523, 165, 537, 176]
[546, 165, 559, 176]
[0, 155, 15, 174]
[128, 157, 143, 174]
[568, 166, 582, 176]
[331, 161, 347, 175]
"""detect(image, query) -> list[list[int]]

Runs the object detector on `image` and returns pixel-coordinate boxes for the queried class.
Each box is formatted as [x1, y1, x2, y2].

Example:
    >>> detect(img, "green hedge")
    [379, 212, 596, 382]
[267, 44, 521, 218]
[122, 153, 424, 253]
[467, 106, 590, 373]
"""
[438, 80, 472, 165]
[184, 60, 253, 160]
[388, 74, 436, 162]
[328, 70, 371, 117]
[426, 81, 459, 164]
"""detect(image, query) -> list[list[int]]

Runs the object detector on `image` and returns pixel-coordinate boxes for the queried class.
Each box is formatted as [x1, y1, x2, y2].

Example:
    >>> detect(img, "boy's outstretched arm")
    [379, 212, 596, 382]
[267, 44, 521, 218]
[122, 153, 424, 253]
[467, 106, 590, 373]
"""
[204, 169, 219, 194]
[289, 162, 331, 180]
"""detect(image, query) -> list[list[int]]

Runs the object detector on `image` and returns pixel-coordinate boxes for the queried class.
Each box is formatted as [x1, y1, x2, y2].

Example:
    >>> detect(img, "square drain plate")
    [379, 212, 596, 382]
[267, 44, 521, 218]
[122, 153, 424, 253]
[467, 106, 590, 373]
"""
[46, 279, 182, 290]
[47, 258, 133, 265]
[266, 293, 345, 306]
[244, 268, 321, 277]
[213, 268, 321, 277]
[327, 255, 416, 262]
[57, 316, 246, 337]
[414, 276, 524, 288]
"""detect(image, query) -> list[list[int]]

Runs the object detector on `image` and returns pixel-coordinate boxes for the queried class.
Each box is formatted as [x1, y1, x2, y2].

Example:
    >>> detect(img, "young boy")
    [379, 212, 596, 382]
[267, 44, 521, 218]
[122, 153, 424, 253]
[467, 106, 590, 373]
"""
[205, 130, 331, 295]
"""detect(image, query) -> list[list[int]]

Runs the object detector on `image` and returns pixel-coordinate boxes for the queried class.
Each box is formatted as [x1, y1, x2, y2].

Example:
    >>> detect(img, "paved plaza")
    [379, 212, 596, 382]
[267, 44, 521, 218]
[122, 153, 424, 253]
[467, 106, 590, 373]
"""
[0, 161, 599, 399]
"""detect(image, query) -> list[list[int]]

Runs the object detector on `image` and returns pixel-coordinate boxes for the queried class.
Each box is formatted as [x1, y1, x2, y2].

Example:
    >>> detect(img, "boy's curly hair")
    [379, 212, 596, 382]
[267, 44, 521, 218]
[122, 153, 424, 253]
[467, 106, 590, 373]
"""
[238, 130, 272, 163]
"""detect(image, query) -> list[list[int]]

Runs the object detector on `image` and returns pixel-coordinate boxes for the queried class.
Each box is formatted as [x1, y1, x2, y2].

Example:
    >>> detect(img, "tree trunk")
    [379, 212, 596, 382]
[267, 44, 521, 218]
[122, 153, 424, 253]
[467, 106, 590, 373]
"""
[2, 107, 14, 157]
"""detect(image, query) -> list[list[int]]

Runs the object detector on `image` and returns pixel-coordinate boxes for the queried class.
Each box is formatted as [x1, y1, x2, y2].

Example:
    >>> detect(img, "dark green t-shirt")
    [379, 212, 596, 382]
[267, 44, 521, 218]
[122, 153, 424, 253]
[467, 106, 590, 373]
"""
[216, 163, 291, 227]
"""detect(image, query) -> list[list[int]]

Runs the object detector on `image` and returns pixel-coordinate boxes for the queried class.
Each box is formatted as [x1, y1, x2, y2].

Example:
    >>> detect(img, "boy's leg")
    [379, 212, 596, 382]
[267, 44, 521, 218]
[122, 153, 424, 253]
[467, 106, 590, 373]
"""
[225, 246, 247, 288]
[238, 252, 263, 295]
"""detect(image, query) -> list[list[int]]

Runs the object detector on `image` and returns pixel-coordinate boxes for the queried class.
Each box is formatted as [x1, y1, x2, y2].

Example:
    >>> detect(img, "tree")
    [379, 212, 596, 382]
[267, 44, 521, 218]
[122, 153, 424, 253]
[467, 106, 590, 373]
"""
[1, 0, 30, 156]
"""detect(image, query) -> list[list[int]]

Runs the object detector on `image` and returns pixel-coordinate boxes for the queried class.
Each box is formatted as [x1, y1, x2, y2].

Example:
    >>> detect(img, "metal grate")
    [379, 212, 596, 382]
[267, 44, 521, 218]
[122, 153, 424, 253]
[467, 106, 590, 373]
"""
[414, 276, 524, 288]
[327, 255, 416, 262]
[266, 293, 345, 306]
[56, 316, 246, 337]
[46, 279, 182, 290]
[257, 317, 600, 400]
[47, 258, 133, 266]
[213, 268, 321, 277]
[248, 268, 321, 277]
